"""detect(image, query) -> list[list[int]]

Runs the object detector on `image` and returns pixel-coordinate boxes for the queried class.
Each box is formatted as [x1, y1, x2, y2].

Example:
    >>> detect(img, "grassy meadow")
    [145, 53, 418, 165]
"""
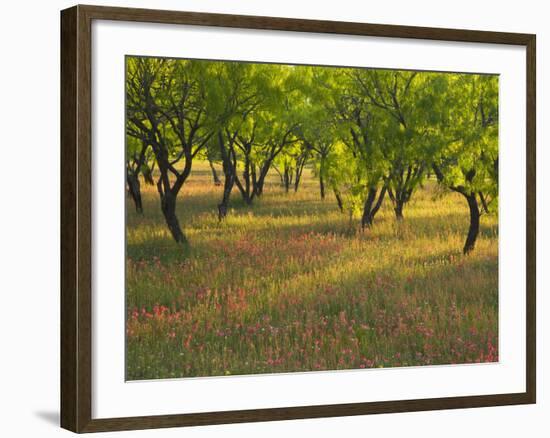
[126, 161, 498, 380]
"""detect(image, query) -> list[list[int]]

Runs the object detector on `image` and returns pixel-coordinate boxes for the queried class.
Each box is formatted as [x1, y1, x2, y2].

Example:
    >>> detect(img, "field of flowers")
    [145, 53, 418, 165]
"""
[126, 162, 498, 380]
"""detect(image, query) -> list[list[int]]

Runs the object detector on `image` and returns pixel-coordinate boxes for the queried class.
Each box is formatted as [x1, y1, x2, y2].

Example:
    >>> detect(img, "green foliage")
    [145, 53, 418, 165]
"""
[125, 56, 499, 242]
[431, 74, 499, 212]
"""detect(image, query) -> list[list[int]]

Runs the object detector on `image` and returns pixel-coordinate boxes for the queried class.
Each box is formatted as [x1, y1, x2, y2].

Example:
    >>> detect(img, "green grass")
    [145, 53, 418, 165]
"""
[126, 161, 498, 380]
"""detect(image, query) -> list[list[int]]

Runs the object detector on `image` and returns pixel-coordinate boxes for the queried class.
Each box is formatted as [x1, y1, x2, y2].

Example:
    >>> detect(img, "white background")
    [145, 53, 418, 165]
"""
[0, 0, 546, 437]
[93, 20, 526, 418]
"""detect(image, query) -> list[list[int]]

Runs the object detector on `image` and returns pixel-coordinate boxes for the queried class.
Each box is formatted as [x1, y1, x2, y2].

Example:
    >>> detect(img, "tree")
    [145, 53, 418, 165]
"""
[126, 57, 212, 243]
[344, 112, 388, 229]
[201, 140, 222, 186]
[351, 70, 444, 220]
[125, 135, 155, 213]
[238, 65, 303, 201]
[432, 74, 499, 254]
[204, 62, 263, 218]
[296, 105, 336, 199]
[273, 140, 311, 193]
[323, 140, 369, 218]
[208, 63, 300, 216]
[238, 108, 299, 200]
[329, 70, 389, 228]
[125, 56, 498, 254]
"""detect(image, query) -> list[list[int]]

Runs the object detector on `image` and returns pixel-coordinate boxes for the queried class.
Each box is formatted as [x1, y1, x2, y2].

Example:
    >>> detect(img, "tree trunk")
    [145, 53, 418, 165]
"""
[160, 191, 187, 244]
[361, 186, 386, 229]
[218, 176, 234, 220]
[218, 169, 235, 221]
[478, 191, 490, 214]
[394, 201, 404, 220]
[372, 186, 387, 218]
[432, 163, 480, 254]
[294, 172, 301, 192]
[388, 188, 405, 220]
[361, 189, 377, 229]
[254, 172, 267, 197]
[334, 188, 344, 213]
[234, 158, 258, 206]
[240, 190, 253, 206]
[209, 160, 221, 186]
[218, 156, 236, 219]
[127, 173, 143, 214]
[283, 166, 291, 193]
[142, 163, 155, 186]
[319, 173, 325, 200]
[217, 132, 237, 220]
[463, 192, 480, 254]
[294, 157, 306, 193]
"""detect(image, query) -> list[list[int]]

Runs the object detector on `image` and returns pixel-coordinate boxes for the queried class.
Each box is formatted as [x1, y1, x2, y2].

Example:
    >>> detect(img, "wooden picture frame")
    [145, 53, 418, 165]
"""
[61, 4, 536, 433]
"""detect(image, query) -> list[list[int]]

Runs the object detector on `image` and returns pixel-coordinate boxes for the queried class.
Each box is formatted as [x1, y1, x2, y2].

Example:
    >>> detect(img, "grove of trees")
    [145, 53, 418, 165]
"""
[126, 57, 498, 254]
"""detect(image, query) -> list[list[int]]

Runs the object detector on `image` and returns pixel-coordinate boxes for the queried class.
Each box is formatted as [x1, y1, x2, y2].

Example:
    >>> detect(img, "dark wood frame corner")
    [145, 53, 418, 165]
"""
[60, 4, 536, 433]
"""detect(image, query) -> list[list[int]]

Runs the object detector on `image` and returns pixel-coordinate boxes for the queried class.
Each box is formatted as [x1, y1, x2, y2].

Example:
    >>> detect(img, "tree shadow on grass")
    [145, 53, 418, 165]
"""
[243, 248, 498, 325]
[128, 182, 498, 270]
[126, 209, 497, 266]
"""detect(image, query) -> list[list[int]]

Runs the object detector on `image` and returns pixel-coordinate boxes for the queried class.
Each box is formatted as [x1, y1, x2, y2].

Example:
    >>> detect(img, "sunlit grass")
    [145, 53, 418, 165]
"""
[126, 161, 498, 380]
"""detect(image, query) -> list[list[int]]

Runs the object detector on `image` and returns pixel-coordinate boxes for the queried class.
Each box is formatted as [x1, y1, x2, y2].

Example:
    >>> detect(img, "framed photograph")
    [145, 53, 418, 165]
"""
[60, 4, 536, 433]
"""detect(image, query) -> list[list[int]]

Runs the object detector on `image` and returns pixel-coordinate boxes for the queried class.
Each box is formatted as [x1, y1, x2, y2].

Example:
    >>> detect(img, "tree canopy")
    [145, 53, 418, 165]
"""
[126, 56, 498, 254]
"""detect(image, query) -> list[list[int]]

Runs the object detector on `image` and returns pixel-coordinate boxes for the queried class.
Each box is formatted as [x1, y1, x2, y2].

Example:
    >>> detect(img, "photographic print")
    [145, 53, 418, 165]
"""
[125, 56, 499, 381]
